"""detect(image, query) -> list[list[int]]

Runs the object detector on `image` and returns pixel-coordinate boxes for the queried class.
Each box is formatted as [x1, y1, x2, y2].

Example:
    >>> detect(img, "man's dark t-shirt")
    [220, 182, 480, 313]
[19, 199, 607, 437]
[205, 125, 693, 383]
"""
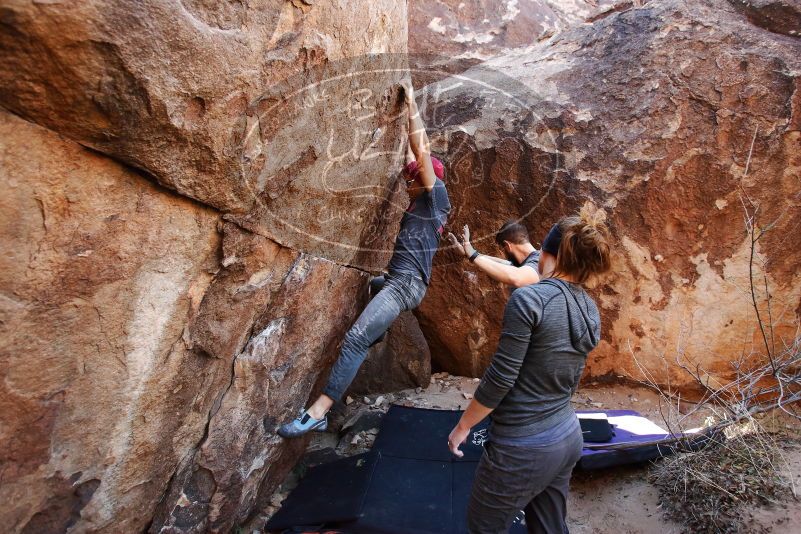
[387, 178, 451, 285]
[518, 249, 540, 271]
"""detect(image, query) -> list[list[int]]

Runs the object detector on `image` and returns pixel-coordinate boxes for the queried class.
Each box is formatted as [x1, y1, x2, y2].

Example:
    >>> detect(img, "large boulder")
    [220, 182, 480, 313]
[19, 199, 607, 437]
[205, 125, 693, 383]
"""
[0, 111, 223, 533]
[0, 1, 411, 532]
[415, 0, 801, 387]
[0, 0, 408, 268]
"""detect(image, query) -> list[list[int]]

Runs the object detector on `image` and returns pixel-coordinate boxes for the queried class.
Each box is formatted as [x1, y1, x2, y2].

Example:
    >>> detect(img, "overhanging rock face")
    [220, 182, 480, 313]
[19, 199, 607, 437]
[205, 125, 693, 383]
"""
[414, 0, 801, 385]
[0, 1, 408, 220]
[0, 1, 411, 532]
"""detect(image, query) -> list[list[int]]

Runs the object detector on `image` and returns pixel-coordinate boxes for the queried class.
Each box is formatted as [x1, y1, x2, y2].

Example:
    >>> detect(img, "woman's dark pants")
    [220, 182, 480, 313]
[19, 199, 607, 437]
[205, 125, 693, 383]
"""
[467, 424, 584, 534]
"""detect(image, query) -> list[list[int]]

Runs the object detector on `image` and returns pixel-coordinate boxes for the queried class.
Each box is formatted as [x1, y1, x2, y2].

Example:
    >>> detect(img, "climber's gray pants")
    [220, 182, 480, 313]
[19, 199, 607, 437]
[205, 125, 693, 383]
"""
[323, 271, 426, 401]
[467, 424, 583, 534]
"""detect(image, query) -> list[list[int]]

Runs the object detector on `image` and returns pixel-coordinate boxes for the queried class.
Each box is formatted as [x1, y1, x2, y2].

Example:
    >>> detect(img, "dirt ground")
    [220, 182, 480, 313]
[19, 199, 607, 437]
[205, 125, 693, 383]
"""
[251, 376, 800, 533]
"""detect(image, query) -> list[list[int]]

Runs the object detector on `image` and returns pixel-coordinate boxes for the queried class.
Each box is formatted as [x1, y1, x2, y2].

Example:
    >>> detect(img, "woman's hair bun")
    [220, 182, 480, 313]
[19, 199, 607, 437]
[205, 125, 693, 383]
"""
[554, 202, 612, 284]
[578, 203, 607, 230]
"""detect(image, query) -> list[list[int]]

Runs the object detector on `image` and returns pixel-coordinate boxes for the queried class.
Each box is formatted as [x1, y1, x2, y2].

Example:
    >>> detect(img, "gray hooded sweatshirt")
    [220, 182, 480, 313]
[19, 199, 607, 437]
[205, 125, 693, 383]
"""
[474, 278, 601, 438]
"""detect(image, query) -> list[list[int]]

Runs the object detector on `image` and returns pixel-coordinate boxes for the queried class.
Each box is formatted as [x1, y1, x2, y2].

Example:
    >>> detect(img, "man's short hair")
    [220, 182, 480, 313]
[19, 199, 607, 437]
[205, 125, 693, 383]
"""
[495, 221, 530, 246]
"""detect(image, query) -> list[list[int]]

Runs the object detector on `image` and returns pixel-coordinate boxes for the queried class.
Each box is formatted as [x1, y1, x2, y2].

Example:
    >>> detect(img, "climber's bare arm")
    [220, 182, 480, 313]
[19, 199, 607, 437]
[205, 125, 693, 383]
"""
[403, 83, 436, 192]
[405, 140, 415, 165]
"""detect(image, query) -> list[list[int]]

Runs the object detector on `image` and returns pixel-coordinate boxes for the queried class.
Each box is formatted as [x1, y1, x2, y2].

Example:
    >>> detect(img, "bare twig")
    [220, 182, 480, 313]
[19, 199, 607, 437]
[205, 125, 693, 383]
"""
[628, 127, 800, 532]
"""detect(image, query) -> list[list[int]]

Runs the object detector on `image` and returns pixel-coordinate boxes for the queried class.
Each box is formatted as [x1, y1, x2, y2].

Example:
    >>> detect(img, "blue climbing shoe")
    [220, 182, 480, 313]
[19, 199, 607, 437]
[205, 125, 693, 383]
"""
[277, 410, 328, 438]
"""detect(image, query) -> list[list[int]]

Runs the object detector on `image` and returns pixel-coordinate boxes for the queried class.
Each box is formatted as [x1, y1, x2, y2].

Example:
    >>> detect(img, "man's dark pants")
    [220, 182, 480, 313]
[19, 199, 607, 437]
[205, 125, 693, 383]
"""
[323, 272, 426, 401]
[467, 424, 583, 534]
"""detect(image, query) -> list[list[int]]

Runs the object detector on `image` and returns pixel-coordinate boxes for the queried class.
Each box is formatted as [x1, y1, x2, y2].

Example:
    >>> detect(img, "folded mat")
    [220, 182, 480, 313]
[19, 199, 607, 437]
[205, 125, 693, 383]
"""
[575, 410, 707, 469]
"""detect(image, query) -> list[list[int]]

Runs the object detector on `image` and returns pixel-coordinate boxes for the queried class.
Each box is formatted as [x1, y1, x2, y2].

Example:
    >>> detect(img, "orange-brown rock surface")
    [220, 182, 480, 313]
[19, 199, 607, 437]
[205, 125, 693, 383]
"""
[407, 0, 629, 83]
[0, 111, 223, 532]
[414, 0, 801, 387]
[2, 0, 799, 531]
[151, 245, 369, 532]
[0, 0, 408, 267]
[0, 1, 411, 532]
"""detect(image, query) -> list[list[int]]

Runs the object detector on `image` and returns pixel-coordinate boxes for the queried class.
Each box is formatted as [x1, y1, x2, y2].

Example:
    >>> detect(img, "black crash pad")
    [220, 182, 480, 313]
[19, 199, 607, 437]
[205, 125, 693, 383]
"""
[267, 405, 689, 533]
[266, 450, 526, 534]
[266, 453, 377, 529]
[371, 405, 489, 462]
[266, 406, 525, 533]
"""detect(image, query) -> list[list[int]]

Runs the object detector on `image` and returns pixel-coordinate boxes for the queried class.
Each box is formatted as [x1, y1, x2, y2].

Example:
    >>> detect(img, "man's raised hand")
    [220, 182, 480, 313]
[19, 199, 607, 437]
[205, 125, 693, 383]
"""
[446, 225, 477, 259]
[460, 225, 476, 257]
[446, 232, 468, 257]
[461, 224, 471, 246]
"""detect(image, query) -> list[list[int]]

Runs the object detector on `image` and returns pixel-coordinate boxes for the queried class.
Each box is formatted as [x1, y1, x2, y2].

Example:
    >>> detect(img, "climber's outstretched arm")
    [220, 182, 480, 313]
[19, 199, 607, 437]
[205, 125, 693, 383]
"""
[403, 82, 436, 192]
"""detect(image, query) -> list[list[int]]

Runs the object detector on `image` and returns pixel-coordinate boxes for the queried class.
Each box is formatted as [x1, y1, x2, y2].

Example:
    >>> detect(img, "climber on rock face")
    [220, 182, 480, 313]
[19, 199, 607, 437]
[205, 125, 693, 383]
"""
[447, 221, 541, 288]
[278, 81, 451, 438]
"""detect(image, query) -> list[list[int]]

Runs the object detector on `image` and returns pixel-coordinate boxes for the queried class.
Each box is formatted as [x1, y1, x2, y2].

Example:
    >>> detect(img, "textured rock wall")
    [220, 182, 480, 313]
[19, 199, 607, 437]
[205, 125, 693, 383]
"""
[151, 246, 369, 531]
[348, 312, 432, 396]
[3, 0, 798, 531]
[0, 0, 411, 268]
[0, 1, 409, 532]
[407, 0, 628, 83]
[414, 0, 801, 387]
[0, 111, 223, 533]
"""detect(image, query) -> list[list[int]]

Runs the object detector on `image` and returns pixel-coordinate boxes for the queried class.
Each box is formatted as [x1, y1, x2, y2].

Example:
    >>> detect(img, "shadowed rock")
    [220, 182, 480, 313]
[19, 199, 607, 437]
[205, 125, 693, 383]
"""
[348, 311, 432, 396]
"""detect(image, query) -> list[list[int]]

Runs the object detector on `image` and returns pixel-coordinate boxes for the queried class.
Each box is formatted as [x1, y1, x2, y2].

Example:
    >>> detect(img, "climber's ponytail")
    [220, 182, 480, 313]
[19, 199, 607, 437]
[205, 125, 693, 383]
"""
[553, 203, 612, 284]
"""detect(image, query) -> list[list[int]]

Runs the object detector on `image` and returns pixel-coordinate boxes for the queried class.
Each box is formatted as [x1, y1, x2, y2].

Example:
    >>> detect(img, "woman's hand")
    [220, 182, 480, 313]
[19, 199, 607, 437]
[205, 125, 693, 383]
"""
[448, 422, 470, 458]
